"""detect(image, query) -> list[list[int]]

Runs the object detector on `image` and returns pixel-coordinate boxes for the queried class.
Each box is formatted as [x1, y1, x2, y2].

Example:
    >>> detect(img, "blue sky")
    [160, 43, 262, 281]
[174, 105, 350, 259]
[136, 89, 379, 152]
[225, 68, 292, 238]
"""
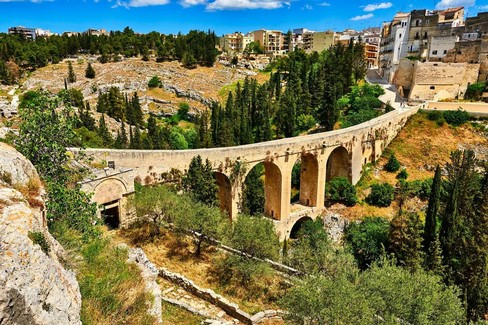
[1, 0, 487, 35]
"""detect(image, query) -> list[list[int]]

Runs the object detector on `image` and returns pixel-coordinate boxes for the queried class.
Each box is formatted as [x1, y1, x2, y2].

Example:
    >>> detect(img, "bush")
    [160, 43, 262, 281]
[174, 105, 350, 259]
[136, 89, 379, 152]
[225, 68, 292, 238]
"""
[443, 109, 470, 126]
[396, 168, 408, 180]
[427, 110, 443, 121]
[296, 114, 316, 132]
[344, 217, 390, 270]
[366, 183, 394, 207]
[384, 153, 401, 172]
[28, 231, 50, 254]
[326, 177, 358, 206]
[177, 102, 190, 120]
[465, 82, 486, 101]
[147, 75, 161, 88]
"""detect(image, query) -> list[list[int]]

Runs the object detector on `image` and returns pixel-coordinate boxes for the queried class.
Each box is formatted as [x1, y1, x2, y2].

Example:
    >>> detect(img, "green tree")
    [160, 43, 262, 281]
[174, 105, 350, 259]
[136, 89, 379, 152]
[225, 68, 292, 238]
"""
[85, 62, 95, 79]
[385, 152, 401, 172]
[182, 155, 218, 206]
[67, 61, 76, 83]
[147, 75, 161, 88]
[173, 198, 228, 256]
[366, 183, 394, 207]
[182, 52, 197, 69]
[287, 219, 334, 273]
[97, 114, 113, 146]
[387, 213, 423, 273]
[424, 165, 441, 260]
[241, 165, 264, 216]
[17, 93, 76, 182]
[345, 216, 389, 270]
[325, 176, 357, 206]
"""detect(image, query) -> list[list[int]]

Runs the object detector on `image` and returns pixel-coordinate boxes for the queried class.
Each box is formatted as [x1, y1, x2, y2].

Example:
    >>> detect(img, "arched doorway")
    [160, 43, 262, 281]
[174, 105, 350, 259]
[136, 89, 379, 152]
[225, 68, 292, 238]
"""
[214, 172, 232, 218]
[289, 216, 313, 239]
[93, 178, 127, 229]
[326, 146, 351, 182]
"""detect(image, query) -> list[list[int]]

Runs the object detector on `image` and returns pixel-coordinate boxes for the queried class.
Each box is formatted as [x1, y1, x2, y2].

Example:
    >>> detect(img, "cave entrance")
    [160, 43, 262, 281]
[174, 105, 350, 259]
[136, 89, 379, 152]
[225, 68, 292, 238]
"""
[102, 201, 120, 229]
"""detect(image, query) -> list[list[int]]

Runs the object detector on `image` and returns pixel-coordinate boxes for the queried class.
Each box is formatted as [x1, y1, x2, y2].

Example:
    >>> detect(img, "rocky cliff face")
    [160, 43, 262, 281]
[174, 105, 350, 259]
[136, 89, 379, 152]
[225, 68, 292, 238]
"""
[0, 143, 82, 325]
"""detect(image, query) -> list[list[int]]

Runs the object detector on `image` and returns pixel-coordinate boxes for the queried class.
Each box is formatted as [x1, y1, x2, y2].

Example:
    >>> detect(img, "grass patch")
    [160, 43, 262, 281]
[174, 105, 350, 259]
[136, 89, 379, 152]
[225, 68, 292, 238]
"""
[161, 300, 204, 324]
[218, 80, 243, 101]
[52, 224, 157, 325]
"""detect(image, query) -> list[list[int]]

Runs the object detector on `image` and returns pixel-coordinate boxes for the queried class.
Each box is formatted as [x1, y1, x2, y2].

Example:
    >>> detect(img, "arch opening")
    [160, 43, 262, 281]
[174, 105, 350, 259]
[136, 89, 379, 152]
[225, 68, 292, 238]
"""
[289, 216, 313, 239]
[299, 153, 319, 207]
[290, 159, 301, 203]
[326, 146, 351, 183]
[214, 172, 232, 218]
[241, 161, 282, 220]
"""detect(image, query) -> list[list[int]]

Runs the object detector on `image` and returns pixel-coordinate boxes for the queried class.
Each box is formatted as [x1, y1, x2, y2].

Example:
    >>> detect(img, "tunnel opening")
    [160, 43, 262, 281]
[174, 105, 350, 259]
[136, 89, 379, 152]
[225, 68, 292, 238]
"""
[289, 216, 313, 239]
[102, 203, 120, 229]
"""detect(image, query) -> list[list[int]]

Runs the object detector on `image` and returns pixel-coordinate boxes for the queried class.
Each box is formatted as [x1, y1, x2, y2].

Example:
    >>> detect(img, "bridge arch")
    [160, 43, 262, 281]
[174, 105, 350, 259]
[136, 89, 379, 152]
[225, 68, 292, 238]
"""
[298, 153, 319, 207]
[263, 161, 282, 220]
[326, 146, 352, 183]
[289, 216, 313, 239]
[214, 172, 232, 218]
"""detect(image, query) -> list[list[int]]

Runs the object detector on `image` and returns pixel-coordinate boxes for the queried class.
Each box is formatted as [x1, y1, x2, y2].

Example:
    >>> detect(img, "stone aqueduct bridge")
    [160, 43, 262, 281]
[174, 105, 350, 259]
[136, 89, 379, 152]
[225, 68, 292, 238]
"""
[76, 107, 418, 239]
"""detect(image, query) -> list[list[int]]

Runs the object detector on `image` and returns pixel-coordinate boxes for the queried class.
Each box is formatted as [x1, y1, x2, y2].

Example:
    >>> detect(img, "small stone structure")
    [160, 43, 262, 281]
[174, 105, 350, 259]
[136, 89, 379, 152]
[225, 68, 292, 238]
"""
[158, 267, 285, 324]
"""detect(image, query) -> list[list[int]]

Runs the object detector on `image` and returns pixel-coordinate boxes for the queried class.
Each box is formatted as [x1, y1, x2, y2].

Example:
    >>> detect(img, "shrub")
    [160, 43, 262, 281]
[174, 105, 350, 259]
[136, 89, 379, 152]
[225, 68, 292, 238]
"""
[296, 114, 316, 132]
[326, 177, 358, 206]
[344, 217, 390, 270]
[443, 109, 470, 126]
[366, 183, 394, 207]
[435, 117, 445, 127]
[147, 75, 161, 88]
[384, 153, 401, 172]
[177, 102, 190, 120]
[28, 231, 50, 254]
[465, 82, 486, 101]
[396, 168, 408, 180]
[427, 110, 443, 121]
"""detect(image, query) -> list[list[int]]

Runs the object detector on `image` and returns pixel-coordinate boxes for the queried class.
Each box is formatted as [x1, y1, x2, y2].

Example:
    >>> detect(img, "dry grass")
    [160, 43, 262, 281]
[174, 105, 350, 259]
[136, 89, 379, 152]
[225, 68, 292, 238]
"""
[14, 177, 44, 209]
[115, 224, 284, 315]
[341, 112, 487, 221]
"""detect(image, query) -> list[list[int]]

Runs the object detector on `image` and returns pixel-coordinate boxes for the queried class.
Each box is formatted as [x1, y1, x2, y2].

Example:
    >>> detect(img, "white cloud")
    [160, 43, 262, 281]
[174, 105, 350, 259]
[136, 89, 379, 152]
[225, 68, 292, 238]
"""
[180, 0, 205, 7]
[363, 2, 392, 11]
[318, 1, 330, 6]
[350, 13, 374, 20]
[113, 0, 169, 8]
[302, 3, 312, 9]
[435, 0, 474, 9]
[205, 0, 288, 10]
[478, 4, 488, 10]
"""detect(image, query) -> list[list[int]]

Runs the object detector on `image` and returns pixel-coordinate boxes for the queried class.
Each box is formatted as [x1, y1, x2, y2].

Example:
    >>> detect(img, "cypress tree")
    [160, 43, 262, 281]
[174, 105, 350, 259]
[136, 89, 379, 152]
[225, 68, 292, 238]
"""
[131, 92, 143, 127]
[133, 126, 143, 149]
[67, 61, 76, 83]
[85, 62, 95, 79]
[424, 165, 441, 256]
[97, 114, 112, 146]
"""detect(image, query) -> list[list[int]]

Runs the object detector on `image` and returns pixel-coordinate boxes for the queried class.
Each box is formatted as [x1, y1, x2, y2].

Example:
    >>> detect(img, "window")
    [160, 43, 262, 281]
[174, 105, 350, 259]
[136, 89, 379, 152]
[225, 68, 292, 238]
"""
[443, 50, 447, 54]
[399, 33, 402, 38]
[430, 86, 435, 90]
[432, 50, 438, 55]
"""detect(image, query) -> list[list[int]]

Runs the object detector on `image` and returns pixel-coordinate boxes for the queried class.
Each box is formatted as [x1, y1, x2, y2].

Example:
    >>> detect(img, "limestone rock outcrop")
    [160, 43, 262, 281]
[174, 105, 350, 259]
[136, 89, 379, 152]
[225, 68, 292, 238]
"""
[0, 143, 82, 325]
